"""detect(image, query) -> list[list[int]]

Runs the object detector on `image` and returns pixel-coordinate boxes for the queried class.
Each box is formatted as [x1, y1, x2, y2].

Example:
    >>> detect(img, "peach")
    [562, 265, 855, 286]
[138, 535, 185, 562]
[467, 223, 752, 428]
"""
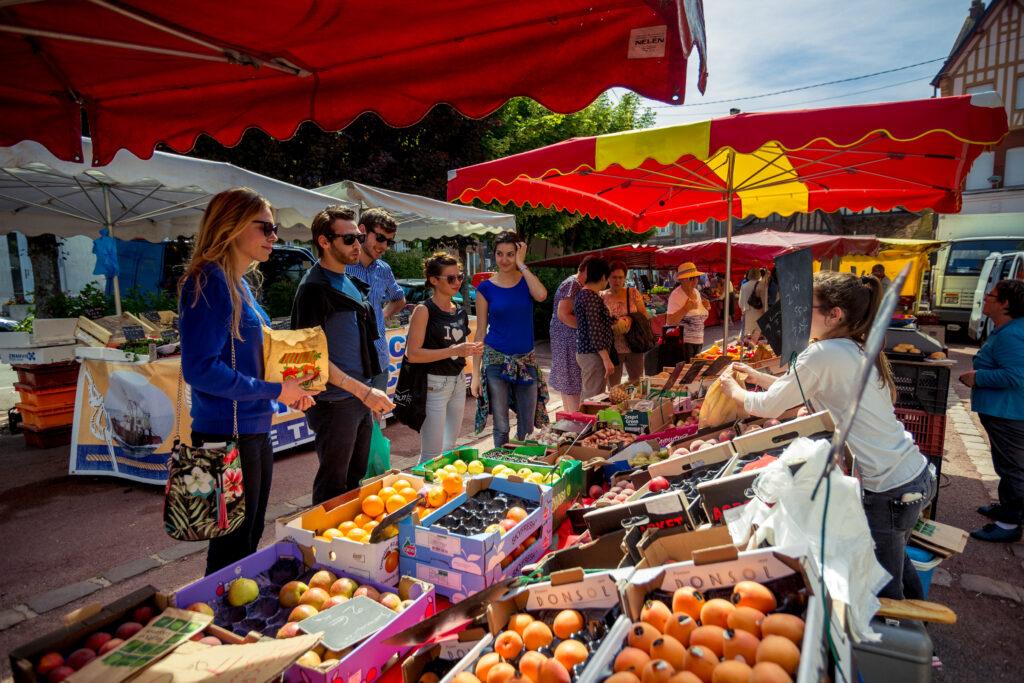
[84, 632, 113, 653]
[288, 604, 318, 622]
[519, 651, 547, 683]
[354, 585, 381, 601]
[552, 609, 584, 639]
[299, 587, 330, 610]
[486, 662, 517, 683]
[523, 620, 554, 651]
[36, 652, 64, 675]
[115, 622, 143, 640]
[508, 612, 534, 636]
[279, 580, 309, 607]
[554, 639, 588, 671]
[46, 666, 75, 682]
[296, 650, 322, 667]
[308, 570, 337, 592]
[330, 577, 358, 598]
[538, 658, 571, 683]
[66, 648, 96, 671]
[98, 638, 124, 655]
[380, 592, 402, 610]
[494, 630, 524, 659]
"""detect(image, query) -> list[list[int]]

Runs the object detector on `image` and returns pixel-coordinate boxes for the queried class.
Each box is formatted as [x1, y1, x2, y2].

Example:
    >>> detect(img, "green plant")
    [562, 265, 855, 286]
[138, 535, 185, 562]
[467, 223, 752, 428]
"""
[12, 312, 34, 332]
[46, 282, 113, 319]
[120, 288, 178, 315]
[383, 248, 430, 279]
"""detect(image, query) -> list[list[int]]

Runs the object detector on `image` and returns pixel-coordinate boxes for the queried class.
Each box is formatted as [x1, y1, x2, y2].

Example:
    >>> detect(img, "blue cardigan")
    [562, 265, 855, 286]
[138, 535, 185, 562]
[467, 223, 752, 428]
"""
[179, 264, 281, 435]
[972, 317, 1024, 421]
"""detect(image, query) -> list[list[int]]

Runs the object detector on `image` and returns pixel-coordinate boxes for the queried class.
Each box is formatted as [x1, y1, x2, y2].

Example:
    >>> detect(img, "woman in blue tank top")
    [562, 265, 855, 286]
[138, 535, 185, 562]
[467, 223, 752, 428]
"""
[471, 233, 549, 446]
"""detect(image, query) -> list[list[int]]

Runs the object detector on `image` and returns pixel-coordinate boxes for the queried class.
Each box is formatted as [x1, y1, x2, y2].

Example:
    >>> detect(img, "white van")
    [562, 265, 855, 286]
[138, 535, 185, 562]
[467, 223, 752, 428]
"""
[968, 250, 1024, 341]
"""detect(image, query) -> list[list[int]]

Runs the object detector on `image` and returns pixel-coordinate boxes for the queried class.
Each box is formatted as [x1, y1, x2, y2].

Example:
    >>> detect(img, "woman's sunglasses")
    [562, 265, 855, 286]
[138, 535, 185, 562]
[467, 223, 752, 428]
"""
[331, 232, 366, 246]
[441, 273, 465, 285]
[253, 220, 280, 238]
[369, 230, 397, 248]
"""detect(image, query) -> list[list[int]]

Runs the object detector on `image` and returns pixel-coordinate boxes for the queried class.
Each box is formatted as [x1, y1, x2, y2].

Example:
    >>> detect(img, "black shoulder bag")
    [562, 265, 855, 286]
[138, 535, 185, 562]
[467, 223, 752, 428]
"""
[623, 287, 656, 353]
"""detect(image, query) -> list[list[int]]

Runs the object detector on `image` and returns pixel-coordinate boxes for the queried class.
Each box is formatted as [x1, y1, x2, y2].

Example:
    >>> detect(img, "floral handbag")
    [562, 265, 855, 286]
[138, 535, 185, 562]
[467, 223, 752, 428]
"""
[163, 338, 246, 541]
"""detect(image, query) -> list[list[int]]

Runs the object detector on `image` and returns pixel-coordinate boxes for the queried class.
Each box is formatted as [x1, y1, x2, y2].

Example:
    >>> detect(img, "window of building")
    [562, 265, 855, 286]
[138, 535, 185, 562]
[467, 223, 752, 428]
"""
[1016, 75, 1024, 110]
[965, 150, 995, 190]
[1005, 147, 1024, 187]
[967, 83, 995, 95]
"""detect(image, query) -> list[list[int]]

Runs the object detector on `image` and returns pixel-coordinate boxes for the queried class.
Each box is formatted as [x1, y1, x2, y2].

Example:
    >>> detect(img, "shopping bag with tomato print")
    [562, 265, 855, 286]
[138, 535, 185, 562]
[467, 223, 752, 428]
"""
[262, 325, 329, 393]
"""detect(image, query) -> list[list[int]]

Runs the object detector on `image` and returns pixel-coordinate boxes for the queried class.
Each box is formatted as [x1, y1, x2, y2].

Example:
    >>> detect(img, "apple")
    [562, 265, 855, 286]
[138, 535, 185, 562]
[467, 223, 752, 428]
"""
[115, 622, 143, 640]
[648, 476, 670, 493]
[47, 666, 75, 682]
[588, 485, 604, 498]
[288, 604, 319, 622]
[354, 585, 380, 601]
[279, 581, 309, 607]
[330, 577, 358, 598]
[277, 622, 303, 639]
[66, 648, 96, 671]
[307, 569, 337, 592]
[36, 652, 64, 675]
[185, 602, 214, 616]
[98, 637, 124, 655]
[198, 636, 222, 646]
[296, 650, 322, 667]
[718, 430, 735, 443]
[132, 606, 155, 624]
[227, 578, 259, 607]
[379, 592, 402, 611]
[499, 518, 517, 532]
[321, 595, 349, 610]
[84, 631, 113, 653]
[299, 587, 329, 610]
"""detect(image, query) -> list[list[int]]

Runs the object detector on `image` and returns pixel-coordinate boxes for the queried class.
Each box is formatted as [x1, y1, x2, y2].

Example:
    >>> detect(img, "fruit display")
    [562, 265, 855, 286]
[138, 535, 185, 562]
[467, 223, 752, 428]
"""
[598, 580, 808, 683]
[453, 608, 619, 683]
[527, 424, 588, 447]
[697, 369, 748, 429]
[636, 462, 730, 526]
[418, 454, 560, 488]
[580, 428, 636, 450]
[627, 447, 672, 468]
[581, 480, 638, 508]
[695, 343, 773, 363]
[428, 490, 537, 537]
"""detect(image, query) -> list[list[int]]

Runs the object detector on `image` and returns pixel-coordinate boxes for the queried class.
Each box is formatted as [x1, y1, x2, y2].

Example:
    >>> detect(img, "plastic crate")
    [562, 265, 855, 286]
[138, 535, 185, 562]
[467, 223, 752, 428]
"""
[11, 361, 80, 389]
[890, 361, 950, 415]
[21, 424, 73, 449]
[14, 401, 75, 430]
[895, 407, 945, 458]
[12, 382, 78, 408]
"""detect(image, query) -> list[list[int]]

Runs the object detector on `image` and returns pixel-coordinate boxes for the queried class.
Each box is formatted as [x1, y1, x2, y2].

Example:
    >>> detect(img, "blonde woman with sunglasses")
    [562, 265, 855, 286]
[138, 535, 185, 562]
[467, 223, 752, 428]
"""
[178, 187, 315, 575]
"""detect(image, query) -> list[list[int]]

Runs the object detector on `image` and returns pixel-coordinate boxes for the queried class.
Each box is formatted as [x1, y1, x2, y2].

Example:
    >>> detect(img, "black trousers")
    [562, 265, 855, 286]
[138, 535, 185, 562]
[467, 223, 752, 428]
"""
[195, 432, 274, 576]
[306, 396, 372, 505]
[979, 413, 1024, 524]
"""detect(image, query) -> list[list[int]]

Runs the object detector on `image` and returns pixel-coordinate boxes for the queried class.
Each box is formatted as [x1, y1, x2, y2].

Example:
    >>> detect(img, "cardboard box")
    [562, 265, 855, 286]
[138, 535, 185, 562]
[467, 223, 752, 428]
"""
[911, 518, 968, 558]
[397, 476, 553, 602]
[441, 570, 632, 683]
[648, 440, 735, 477]
[171, 541, 435, 683]
[0, 318, 78, 348]
[275, 470, 426, 585]
[583, 489, 692, 538]
[525, 529, 630, 578]
[633, 525, 735, 569]
[613, 397, 673, 435]
[587, 545, 833, 683]
[402, 629, 487, 683]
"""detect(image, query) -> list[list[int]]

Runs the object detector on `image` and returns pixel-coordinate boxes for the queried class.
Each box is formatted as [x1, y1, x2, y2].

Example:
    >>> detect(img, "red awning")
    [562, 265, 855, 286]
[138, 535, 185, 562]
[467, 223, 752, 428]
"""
[448, 94, 1009, 231]
[653, 230, 880, 270]
[529, 244, 659, 269]
[0, 1, 707, 165]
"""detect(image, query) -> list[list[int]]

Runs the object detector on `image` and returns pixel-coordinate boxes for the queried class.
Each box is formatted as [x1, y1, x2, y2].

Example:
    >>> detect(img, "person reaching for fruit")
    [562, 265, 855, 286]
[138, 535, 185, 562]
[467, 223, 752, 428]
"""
[718, 271, 934, 601]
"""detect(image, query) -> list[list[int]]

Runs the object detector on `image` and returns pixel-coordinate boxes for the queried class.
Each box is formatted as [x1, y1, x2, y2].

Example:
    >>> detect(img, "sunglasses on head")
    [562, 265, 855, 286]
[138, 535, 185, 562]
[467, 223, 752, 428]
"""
[369, 230, 396, 248]
[441, 273, 466, 285]
[331, 232, 366, 246]
[253, 220, 279, 238]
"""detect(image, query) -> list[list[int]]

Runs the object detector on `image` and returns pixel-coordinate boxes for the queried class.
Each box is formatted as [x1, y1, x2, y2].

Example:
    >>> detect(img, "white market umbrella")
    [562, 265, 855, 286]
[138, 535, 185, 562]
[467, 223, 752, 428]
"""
[317, 180, 514, 240]
[0, 138, 355, 314]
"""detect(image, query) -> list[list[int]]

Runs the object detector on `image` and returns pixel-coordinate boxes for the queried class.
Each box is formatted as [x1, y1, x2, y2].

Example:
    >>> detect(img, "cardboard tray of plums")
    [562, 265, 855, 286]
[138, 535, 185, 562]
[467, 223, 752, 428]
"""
[637, 461, 734, 528]
[443, 606, 625, 683]
[581, 575, 812, 683]
[430, 490, 538, 537]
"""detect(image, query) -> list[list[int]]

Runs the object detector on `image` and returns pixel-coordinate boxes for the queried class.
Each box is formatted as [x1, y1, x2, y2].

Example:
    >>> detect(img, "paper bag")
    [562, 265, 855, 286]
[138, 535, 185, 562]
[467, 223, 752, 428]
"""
[262, 326, 328, 392]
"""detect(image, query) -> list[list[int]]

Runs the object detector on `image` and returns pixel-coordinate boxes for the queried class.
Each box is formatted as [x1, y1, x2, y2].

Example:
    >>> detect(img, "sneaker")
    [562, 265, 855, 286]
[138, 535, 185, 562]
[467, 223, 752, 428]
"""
[970, 523, 1023, 543]
[977, 502, 1004, 519]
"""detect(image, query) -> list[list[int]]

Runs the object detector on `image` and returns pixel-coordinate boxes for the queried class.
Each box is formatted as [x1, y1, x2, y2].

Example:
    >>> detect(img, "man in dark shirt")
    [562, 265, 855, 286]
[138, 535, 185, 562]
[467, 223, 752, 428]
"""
[291, 206, 394, 504]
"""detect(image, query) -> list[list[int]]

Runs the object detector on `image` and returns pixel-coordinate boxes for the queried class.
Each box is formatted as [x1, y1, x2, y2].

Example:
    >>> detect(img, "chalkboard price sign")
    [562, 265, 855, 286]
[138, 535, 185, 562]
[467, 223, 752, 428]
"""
[122, 325, 147, 342]
[757, 302, 783, 356]
[298, 595, 396, 652]
[774, 248, 813, 362]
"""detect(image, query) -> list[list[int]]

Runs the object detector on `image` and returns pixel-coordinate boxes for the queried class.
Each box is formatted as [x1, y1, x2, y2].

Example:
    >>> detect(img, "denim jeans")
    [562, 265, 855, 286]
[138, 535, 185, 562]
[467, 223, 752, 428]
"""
[485, 363, 538, 448]
[419, 373, 467, 463]
[195, 432, 273, 576]
[862, 463, 937, 599]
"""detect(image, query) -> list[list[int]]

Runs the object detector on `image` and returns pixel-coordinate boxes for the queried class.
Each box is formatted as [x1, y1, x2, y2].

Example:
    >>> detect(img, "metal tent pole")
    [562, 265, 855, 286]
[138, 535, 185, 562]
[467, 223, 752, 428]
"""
[722, 150, 735, 344]
[103, 185, 123, 315]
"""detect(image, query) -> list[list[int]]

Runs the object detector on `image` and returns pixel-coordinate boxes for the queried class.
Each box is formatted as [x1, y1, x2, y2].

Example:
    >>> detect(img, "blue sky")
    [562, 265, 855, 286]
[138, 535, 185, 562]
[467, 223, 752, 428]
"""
[632, 0, 975, 124]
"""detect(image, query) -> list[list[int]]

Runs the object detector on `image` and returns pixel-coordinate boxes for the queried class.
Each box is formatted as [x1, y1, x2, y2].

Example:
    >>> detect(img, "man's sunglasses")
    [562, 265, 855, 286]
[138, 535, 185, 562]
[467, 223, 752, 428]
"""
[441, 273, 466, 285]
[330, 232, 366, 246]
[253, 220, 280, 238]
[368, 230, 396, 248]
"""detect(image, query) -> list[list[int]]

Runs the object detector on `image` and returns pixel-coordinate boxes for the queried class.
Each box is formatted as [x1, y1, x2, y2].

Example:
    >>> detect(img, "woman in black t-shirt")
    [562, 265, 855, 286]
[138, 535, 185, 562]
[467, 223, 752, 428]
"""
[405, 252, 483, 461]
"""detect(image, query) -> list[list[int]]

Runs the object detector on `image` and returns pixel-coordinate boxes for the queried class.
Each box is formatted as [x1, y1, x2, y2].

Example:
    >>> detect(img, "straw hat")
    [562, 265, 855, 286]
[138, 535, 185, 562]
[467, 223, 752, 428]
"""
[675, 262, 704, 280]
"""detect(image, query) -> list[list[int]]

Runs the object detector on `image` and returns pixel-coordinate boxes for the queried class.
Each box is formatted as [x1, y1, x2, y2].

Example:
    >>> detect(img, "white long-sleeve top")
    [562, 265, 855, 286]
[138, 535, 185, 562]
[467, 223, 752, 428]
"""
[743, 338, 927, 493]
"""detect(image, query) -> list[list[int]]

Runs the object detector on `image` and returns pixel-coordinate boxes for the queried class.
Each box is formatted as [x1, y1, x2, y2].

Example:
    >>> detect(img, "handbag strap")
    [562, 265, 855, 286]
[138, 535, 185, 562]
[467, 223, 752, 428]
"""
[174, 334, 238, 446]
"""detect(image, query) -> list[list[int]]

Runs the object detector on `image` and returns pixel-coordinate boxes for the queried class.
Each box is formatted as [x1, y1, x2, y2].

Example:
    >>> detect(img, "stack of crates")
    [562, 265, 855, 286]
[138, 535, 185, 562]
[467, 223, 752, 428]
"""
[890, 360, 950, 519]
[12, 362, 80, 448]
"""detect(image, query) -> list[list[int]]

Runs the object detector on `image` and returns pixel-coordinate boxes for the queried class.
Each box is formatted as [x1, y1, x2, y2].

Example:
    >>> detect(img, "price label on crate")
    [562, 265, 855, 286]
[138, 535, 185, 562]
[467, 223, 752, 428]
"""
[122, 325, 146, 342]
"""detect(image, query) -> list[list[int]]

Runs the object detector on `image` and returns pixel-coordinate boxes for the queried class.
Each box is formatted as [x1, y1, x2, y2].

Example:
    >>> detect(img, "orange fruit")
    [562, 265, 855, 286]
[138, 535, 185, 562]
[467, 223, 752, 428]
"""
[426, 487, 447, 508]
[374, 513, 385, 522]
[338, 521, 358, 535]
[362, 495, 385, 517]
[323, 528, 344, 539]
[522, 620, 554, 651]
[379, 486, 398, 501]
[402, 488, 420, 504]
[353, 513, 373, 527]
[417, 507, 432, 520]
[386, 494, 408, 513]
[506, 506, 528, 523]
[364, 520, 380, 533]
[392, 478, 412, 490]
[441, 473, 463, 496]
[346, 528, 370, 543]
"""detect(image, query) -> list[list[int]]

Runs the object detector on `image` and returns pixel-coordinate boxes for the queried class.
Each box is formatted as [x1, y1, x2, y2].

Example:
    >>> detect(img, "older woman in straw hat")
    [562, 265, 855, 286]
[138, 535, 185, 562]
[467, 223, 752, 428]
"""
[661, 261, 709, 365]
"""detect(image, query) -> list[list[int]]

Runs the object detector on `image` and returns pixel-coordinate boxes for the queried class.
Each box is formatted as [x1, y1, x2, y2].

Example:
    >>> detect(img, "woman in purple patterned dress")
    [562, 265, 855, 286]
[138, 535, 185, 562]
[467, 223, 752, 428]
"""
[547, 258, 592, 413]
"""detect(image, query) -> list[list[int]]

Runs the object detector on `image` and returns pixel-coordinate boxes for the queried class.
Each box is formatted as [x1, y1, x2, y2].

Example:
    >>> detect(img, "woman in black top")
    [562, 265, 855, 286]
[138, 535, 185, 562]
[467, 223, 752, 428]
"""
[573, 258, 615, 400]
[405, 252, 483, 461]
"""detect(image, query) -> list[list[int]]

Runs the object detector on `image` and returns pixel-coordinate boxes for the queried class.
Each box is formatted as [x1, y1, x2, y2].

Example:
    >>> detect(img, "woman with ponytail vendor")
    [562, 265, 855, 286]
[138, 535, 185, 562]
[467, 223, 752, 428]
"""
[719, 271, 935, 600]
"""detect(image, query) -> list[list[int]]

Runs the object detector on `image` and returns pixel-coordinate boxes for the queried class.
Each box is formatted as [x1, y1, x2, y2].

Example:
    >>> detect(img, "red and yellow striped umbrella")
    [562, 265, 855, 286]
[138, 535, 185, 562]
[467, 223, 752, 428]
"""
[448, 94, 1009, 232]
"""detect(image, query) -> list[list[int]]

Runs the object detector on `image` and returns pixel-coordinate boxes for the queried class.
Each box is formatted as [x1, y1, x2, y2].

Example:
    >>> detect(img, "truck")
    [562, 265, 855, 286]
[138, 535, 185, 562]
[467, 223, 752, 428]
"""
[929, 212, 1024, 337]
[968, 250, 1024, 342]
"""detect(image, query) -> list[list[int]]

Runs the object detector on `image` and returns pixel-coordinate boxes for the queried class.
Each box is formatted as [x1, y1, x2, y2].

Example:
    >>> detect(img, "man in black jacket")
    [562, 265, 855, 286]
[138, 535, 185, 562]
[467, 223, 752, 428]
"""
[292, 206, 394, 504]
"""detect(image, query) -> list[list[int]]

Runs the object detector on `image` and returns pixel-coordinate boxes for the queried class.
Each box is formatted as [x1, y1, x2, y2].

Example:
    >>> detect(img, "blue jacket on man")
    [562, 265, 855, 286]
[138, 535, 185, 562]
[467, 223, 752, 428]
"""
[972, 317, 1024, 420]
